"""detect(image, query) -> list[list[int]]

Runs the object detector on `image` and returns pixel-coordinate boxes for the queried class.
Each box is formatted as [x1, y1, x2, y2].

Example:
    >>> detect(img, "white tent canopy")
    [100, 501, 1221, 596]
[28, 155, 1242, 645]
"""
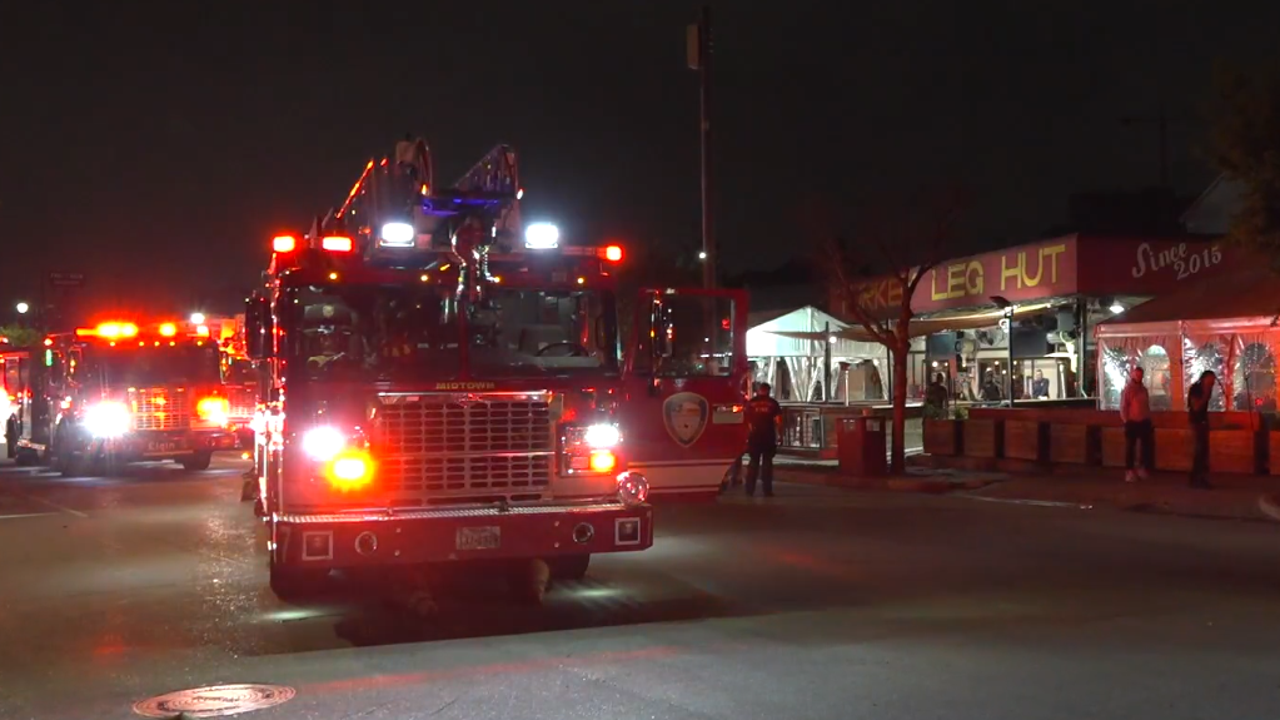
[747, 306, 886, 402]
[747, 306, 881, 358]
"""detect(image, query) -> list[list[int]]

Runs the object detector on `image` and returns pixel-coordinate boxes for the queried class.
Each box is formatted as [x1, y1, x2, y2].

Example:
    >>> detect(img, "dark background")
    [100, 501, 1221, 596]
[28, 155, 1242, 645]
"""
[3, 1, 1277, 318]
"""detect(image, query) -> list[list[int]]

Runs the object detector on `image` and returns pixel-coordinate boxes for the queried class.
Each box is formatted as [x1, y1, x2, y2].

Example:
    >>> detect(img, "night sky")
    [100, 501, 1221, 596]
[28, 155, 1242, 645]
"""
[4, 2, 1279, 317]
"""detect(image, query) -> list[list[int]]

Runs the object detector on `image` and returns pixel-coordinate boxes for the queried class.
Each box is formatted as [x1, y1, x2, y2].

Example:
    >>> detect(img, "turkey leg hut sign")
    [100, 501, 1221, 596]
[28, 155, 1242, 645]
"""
[836, 234, 1234, 320]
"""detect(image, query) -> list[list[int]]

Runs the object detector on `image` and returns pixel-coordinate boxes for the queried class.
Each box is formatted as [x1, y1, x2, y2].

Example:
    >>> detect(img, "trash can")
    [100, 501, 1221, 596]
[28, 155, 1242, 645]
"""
[838, 416, 887, 476]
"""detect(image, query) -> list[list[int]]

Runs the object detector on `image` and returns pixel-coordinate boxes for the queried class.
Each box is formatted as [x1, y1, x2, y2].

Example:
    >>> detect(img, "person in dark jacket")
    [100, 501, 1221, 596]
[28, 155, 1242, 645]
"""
[1186, 370, 1216, 489]
[744, 382, 783, 497]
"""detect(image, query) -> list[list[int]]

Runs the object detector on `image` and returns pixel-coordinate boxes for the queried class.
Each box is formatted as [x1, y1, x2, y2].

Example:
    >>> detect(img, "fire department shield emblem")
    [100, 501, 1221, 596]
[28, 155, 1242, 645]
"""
[663, 392, 709, 447]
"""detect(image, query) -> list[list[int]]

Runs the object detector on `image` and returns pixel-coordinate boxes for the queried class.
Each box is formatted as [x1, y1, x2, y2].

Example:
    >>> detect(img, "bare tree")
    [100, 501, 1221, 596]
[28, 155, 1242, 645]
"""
[819, 188, 966, 474]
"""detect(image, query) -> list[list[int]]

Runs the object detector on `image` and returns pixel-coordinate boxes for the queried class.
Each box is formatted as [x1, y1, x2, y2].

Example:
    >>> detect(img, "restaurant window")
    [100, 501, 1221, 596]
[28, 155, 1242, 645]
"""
[1015, 358, 1068, 400]
[1184, 338, 1227, 412]
[1233, 342, 1276, 412]
[1140, 345, 1173, 411]
[1099, 345, 1132, 410]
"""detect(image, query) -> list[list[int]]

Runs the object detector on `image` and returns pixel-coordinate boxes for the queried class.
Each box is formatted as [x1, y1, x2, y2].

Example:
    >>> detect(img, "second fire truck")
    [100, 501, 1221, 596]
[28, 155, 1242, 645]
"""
[9, 320, 237, 474]
[245, 137, 749, 598]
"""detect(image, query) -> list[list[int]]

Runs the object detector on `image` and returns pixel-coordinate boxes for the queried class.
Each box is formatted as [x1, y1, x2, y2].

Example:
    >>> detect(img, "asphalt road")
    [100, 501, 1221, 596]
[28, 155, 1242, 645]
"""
[3, 454, 1280, 719]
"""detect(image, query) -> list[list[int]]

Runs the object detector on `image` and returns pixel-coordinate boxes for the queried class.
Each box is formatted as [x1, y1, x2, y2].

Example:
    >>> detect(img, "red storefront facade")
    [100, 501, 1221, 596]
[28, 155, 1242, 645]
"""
[836, 234, 1234, 320]
[830, 233, 1238, 401]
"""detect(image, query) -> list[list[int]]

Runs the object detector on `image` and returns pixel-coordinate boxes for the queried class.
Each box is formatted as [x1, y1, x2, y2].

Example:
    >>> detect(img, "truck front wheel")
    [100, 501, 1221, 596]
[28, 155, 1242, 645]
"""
[549, 554, 591, 582]
[182, 451, 213, 471]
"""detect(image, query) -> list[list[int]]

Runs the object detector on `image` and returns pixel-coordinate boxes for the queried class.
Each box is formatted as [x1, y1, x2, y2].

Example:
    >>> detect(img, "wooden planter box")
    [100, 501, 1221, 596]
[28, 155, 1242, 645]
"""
[1003, 420, 1045, 462]
[962, 419, 1001, 459]
[1049, 424, 1093, 464]
[1269, 432, 1280, 476]
[1210, 429, 1256, 474]
[1154, 428, 1193, 472]
[922, 419, 961, 456]
[1100, 427, 1127, 468]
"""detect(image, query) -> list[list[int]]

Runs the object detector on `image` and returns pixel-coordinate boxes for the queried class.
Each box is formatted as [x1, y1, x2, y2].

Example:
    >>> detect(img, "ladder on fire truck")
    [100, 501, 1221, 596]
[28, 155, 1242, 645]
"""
[314, 138, 522, 250]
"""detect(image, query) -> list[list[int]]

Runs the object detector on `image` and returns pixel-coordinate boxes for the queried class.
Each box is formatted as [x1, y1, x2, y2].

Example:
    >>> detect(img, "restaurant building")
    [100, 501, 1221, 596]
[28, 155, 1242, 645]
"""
[828, 233, 1239, 403]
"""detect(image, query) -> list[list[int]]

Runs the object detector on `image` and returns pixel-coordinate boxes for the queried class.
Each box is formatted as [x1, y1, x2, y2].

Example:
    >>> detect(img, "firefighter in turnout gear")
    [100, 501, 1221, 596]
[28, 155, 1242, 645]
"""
[743, 382, 783, 497]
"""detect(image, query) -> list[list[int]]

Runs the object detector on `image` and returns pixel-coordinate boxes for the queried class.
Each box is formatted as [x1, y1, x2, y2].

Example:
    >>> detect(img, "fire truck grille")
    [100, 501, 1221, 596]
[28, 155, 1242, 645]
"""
[373, 395, 554, 499]
[228, 387, 257, 420]
[129, 389, 192, 431]
[378, 454, 554, 494]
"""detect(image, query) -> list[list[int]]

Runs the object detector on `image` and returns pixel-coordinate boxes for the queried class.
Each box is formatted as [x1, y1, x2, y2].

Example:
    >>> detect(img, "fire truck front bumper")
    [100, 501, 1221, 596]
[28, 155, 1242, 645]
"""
[272, 501, 654, 568]
[94, 429, 238, 460]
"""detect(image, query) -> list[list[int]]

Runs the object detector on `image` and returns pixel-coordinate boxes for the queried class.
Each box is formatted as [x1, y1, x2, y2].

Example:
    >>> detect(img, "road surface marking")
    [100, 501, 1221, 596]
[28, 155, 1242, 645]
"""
[27, 495, 89, 518]
[0, 512, 57, 520]
[962, 495, 1092, 509]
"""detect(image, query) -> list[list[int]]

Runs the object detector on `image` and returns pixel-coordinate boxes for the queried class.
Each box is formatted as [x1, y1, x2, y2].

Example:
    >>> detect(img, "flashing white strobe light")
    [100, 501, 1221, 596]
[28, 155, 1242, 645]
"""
[85, 401, 130, 438]
[301, 426, 345, 462]
[583, 423, 621, 449]
[525, 222, 560, 249]
[189, 312, 205, 324]
[15, 302, 29, 315]
[379, 221, 416, 247]
[1110, 304, 1125, 314]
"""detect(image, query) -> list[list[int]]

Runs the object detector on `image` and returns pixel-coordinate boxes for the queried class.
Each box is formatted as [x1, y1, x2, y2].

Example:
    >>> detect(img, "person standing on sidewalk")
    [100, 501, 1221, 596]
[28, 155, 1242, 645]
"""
[1119, 366, 1154, 482]
[1187, 370, 1216, 489]
[744, 382, 783, 497]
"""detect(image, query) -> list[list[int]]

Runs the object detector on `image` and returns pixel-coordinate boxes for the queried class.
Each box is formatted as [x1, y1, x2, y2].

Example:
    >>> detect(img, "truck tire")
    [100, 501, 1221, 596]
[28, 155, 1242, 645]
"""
[549, 554, 590, 581]
[269, 563, 328, 602]
[182, 451, 213, 471]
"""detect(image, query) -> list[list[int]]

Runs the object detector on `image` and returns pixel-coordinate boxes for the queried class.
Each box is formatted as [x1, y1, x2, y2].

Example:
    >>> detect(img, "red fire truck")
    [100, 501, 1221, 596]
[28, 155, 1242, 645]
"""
[245, 138, 748, 598]
[9, 321, 238, 474]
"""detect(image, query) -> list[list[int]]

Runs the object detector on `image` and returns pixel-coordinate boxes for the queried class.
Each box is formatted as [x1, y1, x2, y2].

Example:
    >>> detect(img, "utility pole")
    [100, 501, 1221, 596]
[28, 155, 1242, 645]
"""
[1121, 103, 1171, 188]
[688, 6, 716, 288]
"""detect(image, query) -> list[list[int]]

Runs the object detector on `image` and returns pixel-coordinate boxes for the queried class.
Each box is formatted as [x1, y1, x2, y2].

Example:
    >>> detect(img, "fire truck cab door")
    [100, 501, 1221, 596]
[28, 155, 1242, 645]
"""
[623, 287, 749, 500]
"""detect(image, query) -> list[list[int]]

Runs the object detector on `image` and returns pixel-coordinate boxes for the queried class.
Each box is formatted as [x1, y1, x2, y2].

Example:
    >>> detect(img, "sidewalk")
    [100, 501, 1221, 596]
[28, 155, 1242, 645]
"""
[964, 470, 1280, 523]
[773, 458, 1007, 493]
[773, 457, 1280, 523]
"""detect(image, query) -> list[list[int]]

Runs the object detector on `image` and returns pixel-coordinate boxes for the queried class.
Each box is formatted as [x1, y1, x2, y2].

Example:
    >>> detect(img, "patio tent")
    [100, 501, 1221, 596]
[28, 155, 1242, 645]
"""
[1094, 259, 1280, 412]
[746, 306, 884, 401]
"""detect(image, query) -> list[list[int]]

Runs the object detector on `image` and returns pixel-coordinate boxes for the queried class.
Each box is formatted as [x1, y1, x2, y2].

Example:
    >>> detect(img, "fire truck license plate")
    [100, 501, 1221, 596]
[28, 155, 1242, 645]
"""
[146, 441, 178, 454]
[456, 526, 501, 551]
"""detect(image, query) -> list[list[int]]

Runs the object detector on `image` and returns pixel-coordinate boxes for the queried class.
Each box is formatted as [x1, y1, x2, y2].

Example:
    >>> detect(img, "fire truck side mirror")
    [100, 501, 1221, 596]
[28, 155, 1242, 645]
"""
[245, 296, 272, 360]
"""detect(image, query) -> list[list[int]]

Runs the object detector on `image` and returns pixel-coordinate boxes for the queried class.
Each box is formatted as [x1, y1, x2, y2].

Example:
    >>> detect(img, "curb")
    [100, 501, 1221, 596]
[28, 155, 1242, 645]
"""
[777, 469, 997, 495]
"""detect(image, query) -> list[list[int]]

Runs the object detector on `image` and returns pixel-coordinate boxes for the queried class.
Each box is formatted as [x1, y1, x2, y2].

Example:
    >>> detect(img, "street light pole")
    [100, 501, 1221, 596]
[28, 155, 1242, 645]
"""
[688, 6, 716, 288]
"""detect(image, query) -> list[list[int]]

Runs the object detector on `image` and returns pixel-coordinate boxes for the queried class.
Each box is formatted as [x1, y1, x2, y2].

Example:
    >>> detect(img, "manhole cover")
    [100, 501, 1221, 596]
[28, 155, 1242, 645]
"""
[133, 683, 295, 718]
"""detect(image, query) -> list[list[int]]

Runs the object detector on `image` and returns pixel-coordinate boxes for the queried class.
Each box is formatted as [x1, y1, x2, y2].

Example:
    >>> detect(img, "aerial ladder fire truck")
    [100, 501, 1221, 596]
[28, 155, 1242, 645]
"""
[244, 137, 748, 600]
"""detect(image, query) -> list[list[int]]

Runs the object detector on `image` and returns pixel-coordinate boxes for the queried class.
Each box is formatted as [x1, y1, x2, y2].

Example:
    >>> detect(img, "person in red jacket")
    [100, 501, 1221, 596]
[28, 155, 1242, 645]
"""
[1120, 366, 1153, 482]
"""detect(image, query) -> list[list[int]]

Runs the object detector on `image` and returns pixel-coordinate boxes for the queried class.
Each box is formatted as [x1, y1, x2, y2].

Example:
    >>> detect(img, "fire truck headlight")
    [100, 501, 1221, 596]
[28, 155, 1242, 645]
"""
[583, 423, 620, 449]
[327, 450, 374, 492]
[84, 401, 130, 438]
[197, 397, 230, 427]
[524, 222, 559, 249]
[301, 426, 345, 461]
[379, 221, 415, 247]
[616, 471, 649, 507]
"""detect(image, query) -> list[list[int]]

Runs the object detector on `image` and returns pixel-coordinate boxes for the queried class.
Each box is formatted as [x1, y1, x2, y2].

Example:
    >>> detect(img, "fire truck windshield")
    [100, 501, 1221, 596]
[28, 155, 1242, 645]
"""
[87, 345, 221, 387]
[287, 284, 617, 382]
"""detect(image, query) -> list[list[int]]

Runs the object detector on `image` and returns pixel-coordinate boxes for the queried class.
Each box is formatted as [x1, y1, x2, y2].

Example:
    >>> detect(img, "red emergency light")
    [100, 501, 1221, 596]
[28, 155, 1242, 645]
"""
[604, 245, 623, 262]
[272, 235, 297, 253]
[76, 322, 139, 339]
[321, 235, 354, 253]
